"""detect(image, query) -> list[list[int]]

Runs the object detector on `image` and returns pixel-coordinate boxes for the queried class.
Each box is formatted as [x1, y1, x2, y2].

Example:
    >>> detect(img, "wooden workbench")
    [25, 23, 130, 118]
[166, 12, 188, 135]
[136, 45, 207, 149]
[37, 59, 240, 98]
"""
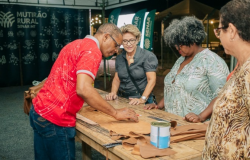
[76, 89, 204, 160]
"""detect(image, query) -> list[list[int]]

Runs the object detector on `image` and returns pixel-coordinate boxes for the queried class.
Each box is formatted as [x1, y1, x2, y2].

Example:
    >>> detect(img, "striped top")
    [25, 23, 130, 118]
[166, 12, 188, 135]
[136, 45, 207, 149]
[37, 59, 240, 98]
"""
[164, 48, 229, 117]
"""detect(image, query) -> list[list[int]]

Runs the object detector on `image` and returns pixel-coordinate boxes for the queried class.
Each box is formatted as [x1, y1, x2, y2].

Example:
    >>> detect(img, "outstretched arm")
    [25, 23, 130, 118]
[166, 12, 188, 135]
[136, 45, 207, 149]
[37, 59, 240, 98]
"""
[77, 74, 138, 122]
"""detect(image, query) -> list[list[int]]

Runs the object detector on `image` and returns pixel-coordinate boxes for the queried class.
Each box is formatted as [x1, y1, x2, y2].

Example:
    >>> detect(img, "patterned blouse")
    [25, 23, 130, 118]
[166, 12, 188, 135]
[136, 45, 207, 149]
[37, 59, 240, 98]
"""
[164, 48, 229, 117]
[203, 59, 250, 159]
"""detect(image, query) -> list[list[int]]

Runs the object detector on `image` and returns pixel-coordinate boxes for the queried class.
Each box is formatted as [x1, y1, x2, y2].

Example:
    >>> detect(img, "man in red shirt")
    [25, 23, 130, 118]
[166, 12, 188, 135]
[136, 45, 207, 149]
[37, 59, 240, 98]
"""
[29, 23, 138, 160]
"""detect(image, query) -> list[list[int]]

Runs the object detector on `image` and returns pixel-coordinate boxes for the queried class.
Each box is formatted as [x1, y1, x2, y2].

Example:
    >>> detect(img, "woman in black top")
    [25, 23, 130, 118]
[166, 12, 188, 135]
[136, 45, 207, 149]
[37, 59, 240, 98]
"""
[106, 24, 158, 105]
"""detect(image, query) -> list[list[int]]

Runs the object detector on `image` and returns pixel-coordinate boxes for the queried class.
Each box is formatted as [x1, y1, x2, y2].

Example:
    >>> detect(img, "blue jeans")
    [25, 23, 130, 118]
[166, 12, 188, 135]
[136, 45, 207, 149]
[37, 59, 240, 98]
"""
[29, 105, 76, 160]
[146, 94, 154, 104]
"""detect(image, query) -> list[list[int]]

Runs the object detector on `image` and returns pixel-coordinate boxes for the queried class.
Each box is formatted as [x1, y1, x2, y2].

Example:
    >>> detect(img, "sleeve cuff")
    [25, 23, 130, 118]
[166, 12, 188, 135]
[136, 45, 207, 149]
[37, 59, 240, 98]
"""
[76, 70, 95, 80]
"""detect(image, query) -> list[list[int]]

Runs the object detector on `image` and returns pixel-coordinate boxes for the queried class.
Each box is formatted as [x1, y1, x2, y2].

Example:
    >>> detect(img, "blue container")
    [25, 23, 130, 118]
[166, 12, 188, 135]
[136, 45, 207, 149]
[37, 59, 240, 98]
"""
[150, 121, 170, 149]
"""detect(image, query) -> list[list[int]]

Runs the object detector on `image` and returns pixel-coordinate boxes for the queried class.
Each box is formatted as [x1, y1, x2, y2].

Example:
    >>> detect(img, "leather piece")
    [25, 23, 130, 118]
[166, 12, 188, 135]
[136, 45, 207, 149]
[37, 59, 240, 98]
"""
[78, 107, 207, 158]
[170, 123, 208, 136]
[78, 106, 151, 136]
[23, 79, 46, 115]
[170, 132, 206, 143]
[123, 134, 176, 158]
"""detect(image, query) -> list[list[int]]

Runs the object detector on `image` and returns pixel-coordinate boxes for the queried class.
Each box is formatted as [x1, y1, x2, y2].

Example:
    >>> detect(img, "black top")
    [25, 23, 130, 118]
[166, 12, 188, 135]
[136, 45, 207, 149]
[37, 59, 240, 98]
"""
[115, 46, 158, 92]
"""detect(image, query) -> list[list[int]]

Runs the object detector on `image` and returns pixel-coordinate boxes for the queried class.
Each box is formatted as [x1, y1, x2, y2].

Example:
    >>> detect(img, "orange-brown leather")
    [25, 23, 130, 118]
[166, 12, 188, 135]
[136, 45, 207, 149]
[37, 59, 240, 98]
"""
[170, 123, 208, 136]
[24, 79, 46, 115]
[122, 134, 176, 158]
[78, 106, 151, 136]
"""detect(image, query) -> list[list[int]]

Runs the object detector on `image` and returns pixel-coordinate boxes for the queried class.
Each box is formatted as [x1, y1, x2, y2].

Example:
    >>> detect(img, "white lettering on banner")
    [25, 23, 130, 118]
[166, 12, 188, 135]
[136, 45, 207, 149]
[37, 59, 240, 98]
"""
[17, 11, 47, 18]
[109, 15, 114, 24]
[145, 17, 151, 37]
[133, 16, 139, 26]
[16, 11, 47, 28]
[0, 11, 47, 28]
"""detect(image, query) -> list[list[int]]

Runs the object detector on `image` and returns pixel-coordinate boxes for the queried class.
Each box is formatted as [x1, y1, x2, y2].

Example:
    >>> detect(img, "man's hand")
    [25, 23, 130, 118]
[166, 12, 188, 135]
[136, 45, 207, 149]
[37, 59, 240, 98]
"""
[114, 108, 139, 122]
[143, 103, 158, 110]
[105, 92, 118, 101]
[184, 113, 203, 123]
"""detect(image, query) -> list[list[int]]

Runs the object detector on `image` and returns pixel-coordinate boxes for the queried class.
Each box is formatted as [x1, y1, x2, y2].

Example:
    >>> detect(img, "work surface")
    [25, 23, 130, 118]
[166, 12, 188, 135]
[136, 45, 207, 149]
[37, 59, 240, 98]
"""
[76, 89, 205, 160]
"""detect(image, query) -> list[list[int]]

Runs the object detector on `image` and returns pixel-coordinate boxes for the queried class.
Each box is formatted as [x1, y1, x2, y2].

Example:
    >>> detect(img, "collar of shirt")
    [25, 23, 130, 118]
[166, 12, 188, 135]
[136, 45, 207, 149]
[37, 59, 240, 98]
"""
[122, 46, 142, 60]
[85, 35, 100, 49]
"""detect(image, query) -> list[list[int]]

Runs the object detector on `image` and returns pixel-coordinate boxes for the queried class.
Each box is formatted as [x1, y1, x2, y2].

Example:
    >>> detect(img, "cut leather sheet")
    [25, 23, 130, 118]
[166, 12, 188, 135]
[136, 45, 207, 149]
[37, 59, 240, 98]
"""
[170, 123, 208, 136]
[170, 132, 206, 143]
[123, 135, 176, 158]
[109, 130, 129, 140]
[122, 137, 138, 151]
[78, 106, 151, 136]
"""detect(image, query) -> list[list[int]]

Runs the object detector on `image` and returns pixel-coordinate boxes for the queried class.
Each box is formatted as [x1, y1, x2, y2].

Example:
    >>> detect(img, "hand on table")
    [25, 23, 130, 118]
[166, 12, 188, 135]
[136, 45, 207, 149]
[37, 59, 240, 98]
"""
[129, 98, 145, 105]
[105, 92, 118, 101]
[114, 108, 139, 122]
[184, 113, 203, 123]
[143, 103, 158, 110]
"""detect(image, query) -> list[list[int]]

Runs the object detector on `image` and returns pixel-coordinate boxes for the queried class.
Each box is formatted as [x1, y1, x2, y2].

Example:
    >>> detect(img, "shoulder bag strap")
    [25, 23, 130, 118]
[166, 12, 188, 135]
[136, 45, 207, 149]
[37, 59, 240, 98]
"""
[125, 60, 142, 95]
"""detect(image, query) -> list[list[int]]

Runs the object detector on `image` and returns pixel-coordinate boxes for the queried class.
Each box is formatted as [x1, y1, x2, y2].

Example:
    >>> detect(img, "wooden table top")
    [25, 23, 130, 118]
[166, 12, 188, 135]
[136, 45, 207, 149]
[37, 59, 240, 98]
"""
[76, 89, 204, 160]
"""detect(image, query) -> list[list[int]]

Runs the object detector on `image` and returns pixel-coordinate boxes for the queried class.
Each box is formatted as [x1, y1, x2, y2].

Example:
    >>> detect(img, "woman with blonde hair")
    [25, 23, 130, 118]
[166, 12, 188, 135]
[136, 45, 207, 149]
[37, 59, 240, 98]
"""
[106, 24, 158, 105]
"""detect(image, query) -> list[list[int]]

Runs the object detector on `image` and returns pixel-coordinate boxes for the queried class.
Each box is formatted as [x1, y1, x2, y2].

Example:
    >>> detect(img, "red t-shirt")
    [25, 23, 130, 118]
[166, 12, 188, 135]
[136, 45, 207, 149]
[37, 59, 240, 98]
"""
[32, 36, 102, 127]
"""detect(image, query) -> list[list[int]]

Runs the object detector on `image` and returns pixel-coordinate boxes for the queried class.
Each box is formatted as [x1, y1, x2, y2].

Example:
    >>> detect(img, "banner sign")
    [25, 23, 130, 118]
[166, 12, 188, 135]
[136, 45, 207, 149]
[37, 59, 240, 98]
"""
[132, 9, 146, 46]
[143, 9, 156, 51]
[132, 9, 146, 33]
[108, 8, 121, 25]
[0, 4, 89, 86]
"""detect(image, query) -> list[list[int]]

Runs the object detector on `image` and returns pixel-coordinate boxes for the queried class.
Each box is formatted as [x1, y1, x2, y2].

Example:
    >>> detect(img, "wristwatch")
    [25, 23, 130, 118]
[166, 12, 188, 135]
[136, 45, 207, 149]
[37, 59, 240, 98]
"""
[141, 96, 148, 102]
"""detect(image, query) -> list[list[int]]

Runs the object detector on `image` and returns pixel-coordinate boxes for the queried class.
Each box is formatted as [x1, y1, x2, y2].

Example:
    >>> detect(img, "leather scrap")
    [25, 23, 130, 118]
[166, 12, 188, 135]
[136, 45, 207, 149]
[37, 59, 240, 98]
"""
[170, 123, 208, 136]
[123, 135, 176, 158]
[170, 132, 206, 143]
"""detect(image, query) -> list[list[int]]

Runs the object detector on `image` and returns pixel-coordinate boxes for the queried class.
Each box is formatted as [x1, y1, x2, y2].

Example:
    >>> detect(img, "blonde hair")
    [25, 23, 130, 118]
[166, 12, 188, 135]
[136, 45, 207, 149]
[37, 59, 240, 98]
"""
[120, 24, 141, 41]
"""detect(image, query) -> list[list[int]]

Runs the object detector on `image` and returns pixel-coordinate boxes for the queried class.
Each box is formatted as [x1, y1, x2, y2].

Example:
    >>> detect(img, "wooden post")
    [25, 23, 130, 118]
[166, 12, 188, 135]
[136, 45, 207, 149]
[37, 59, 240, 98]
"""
[82, 141, 91, 160]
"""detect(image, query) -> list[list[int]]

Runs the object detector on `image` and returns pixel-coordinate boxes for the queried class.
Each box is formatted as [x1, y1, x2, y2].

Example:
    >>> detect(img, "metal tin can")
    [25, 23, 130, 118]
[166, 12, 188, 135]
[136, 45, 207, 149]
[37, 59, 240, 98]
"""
[150, 121, 171, 149]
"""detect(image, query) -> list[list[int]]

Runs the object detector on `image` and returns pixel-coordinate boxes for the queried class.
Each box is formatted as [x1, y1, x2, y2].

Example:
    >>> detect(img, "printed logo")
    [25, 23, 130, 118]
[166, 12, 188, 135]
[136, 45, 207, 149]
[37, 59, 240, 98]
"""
[144, 38, 150, 49]
[0, 11, 15, 28]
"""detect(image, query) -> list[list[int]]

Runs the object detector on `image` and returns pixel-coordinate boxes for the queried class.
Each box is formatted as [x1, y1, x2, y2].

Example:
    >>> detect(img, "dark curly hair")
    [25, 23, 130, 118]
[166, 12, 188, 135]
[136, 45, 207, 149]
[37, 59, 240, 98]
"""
[163, 16, 206, 47]
[220, 0, 250, 42]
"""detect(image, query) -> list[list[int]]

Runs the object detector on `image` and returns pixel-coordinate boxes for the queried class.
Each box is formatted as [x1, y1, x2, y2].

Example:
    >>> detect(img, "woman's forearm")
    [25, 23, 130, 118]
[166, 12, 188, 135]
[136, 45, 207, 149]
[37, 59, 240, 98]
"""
[142, 72, 156, 98]
[111, 73, 120, 94]
[199, 97, 217, 121]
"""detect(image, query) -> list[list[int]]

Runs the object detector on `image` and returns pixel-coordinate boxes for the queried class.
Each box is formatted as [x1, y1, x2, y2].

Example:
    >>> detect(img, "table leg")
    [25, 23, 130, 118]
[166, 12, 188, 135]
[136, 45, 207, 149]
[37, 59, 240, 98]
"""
[82, 141, 91, 160]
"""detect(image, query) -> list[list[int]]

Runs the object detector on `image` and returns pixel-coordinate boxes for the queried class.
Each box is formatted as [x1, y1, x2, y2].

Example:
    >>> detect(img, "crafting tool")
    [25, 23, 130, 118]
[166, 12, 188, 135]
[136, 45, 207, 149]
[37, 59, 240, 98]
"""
[102, 142, 122, 148]
[148, 116, 169, 122]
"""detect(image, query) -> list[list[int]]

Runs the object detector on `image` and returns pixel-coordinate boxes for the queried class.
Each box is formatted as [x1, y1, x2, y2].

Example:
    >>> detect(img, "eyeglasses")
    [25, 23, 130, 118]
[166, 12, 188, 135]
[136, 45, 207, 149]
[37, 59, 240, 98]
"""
[122, 39, 137, 45]
[109, 34, 120, 50]
[214, 26, 228, 38]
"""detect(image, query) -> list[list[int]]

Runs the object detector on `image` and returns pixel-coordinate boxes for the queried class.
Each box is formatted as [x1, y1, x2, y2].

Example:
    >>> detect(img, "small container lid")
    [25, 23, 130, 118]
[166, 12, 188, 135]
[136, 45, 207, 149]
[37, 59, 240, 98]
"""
[151, 121, 171, 127]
